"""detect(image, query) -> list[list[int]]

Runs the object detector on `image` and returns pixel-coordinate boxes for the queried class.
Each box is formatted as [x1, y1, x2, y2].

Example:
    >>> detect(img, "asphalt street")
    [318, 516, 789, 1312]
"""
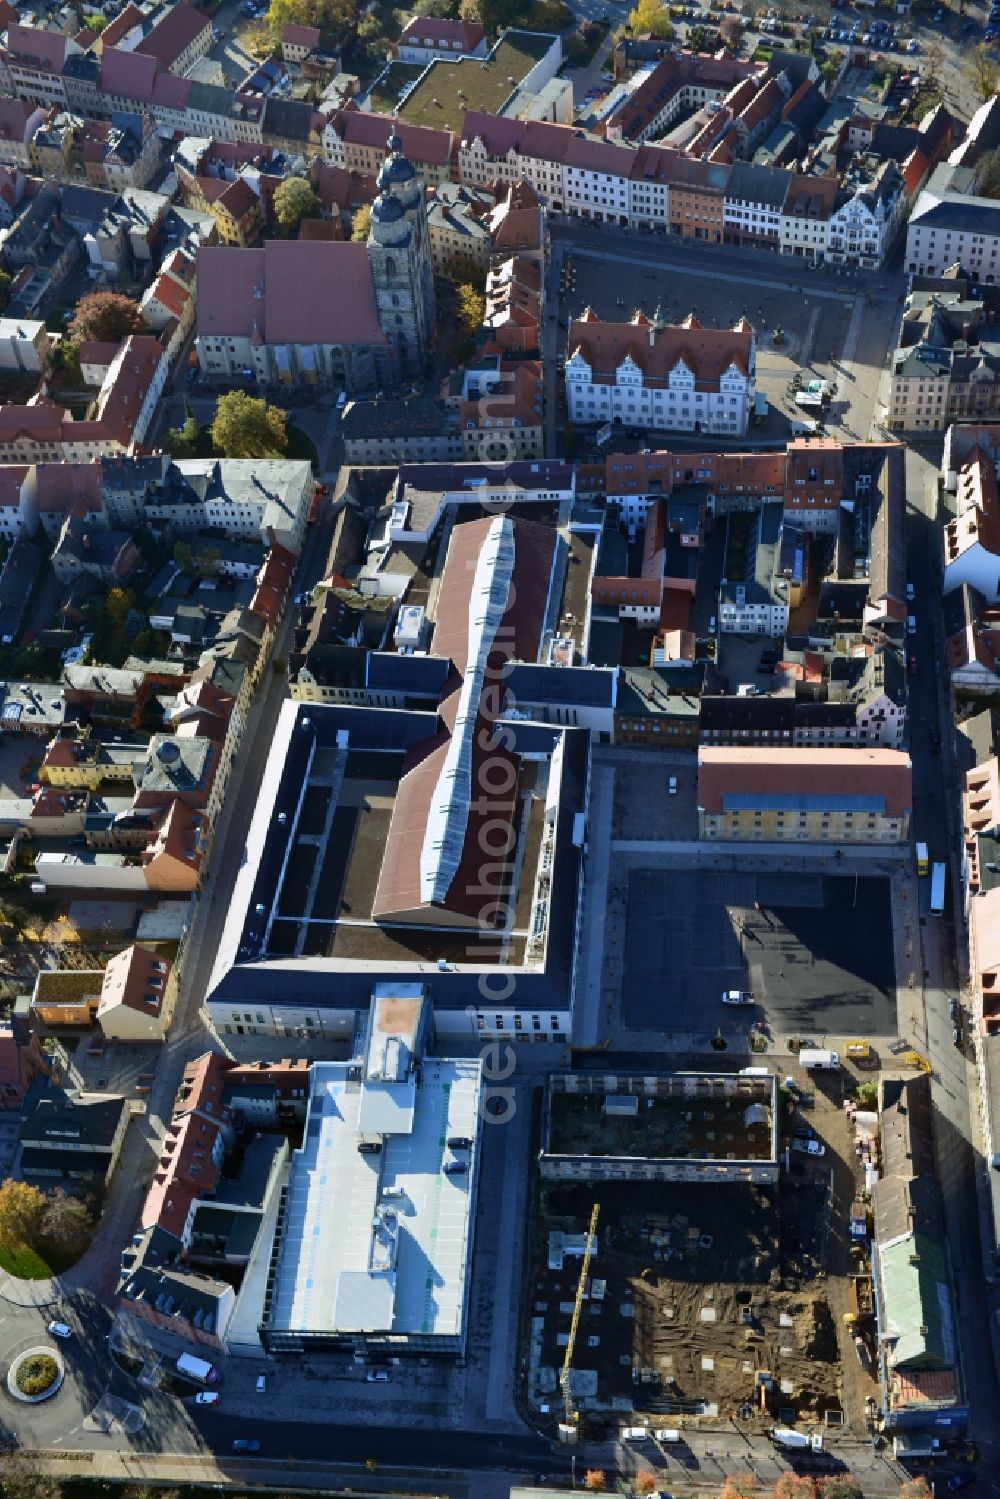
[904, 442, 1000, 1461]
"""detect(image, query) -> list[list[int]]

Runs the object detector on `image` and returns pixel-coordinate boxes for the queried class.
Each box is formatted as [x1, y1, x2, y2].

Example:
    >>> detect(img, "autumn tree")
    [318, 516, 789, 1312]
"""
[351, 203, 372, 242]
[69, 290, 146, 344]
[210, 390, 288, 459]
[627, 0, 672, 36]
[459, 0, 484, 23]
[819, 1478, 863, 1499]
[583, 1474, 607, 1494]
[899, 1482, 933, 1499]
[2, 1454, 62, 1499]
[719, 12, 744, 49]
[0, 1180, 46, 1251]
[0, 268, 11, 315]
[267, 0, 355, 43]
[635, 1474, 658, 1496]
[39, 1189, 92, 1261]
[773, 1475, 817, 1499]
[722, 1475, 757, 1499]
[274, 176, 323, 233]
[105, 587, 136, 629]
[969, 43, 999, 101]
[456, 282, 486, 337]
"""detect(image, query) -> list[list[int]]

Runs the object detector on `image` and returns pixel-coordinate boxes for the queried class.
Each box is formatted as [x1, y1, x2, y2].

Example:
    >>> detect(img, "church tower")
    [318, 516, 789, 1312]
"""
[367, 131, 435, 378]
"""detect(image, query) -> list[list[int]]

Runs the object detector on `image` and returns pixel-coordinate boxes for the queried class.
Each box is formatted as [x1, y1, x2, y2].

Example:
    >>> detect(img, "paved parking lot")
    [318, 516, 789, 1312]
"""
[608, 750, 699, 841]
[620, 868, 897, 1038]
[0, 732, 43, 798]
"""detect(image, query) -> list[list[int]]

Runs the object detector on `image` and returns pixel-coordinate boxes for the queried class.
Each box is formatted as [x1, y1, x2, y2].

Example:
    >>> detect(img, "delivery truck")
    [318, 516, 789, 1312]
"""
[798, 1048, 839, 1070]
[772, 1428, 824, 1452]
[930, 861, 946, 915]
[176, 1353, 219, 1386]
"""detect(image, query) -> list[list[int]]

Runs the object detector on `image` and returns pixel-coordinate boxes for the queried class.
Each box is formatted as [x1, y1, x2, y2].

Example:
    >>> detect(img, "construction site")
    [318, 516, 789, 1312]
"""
[526, 1068, 879, 1439]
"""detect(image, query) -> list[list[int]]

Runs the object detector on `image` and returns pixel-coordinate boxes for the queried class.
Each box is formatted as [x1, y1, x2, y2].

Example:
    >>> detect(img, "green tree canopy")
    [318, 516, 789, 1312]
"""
[210, 391, 288, 459]
[273, 176, 323, 233]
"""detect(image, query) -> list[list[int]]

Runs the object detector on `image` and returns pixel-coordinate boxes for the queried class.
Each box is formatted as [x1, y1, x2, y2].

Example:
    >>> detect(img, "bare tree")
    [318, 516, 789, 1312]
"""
[39, 1189, 92, 1262]
[970, 43, 999, 100]
[2, 1454, 62, 1499]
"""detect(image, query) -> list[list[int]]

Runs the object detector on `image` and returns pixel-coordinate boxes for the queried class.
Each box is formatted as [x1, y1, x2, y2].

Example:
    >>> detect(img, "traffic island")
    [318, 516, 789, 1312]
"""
[8, 1348, 64, 1403]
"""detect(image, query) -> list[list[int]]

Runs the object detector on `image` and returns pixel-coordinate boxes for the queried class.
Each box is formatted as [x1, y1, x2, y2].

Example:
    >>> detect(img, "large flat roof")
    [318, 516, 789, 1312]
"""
[266, 1056, 481, 1342]
[399, 31, 556, 131]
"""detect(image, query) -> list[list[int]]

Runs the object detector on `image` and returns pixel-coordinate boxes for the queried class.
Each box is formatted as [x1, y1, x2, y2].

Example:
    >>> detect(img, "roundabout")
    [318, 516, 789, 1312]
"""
[7, 1346, 65, 1404]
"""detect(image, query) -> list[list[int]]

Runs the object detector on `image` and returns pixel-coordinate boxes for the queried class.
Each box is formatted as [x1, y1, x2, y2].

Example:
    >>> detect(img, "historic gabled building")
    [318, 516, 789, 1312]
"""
[565, 308, 755, 437]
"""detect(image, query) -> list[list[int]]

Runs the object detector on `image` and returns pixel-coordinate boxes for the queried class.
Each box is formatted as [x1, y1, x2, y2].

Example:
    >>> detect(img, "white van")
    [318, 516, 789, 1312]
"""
[622, 1426, 649, 1442]
[740, 1066, 771, 1077]
[654, 1428, 682, 1443]
[907, 614, 916, 635]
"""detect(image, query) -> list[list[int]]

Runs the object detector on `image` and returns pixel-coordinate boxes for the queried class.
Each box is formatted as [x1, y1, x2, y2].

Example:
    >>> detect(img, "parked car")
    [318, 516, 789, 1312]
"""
[256, 1374, 267, 1393]
[47, 1322, 72, 1340]
[367, 1369, 389, 1382]
[950, 998, 960, 1021]
[908, 654, 918, 676]
[793, 1138, 826, 1156]
[722, 989, 755, 1005]
[232, 1439, 260, 1453]
[195, 1391, 220, 1406]
[667, 775, 678, 795]
[947, 1474, 976, 1492]
[793, 1126, 816, 1141]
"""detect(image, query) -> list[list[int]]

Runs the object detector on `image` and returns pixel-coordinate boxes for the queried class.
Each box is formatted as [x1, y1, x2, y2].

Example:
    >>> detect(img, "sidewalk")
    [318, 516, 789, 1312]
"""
[22, 1450, 461, 1497]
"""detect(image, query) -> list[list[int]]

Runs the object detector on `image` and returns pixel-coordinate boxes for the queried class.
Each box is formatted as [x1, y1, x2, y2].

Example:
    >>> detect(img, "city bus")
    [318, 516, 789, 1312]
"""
[930, 862, 946, 915]
[916, 842, 929, 877]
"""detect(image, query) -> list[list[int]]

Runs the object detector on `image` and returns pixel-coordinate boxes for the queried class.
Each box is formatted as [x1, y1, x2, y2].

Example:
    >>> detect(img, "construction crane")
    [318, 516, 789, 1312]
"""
[559, 1202, 600, 1440]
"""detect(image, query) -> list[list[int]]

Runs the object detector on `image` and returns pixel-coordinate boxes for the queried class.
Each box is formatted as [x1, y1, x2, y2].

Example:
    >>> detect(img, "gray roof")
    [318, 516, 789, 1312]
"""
[139, 735, 216, 795]
[910, 189, 1000, 236]
[342, 396, 450, 442]
[727, 161, 789, 209]
[262, 96, 315, 143]
[20, 1085, 128, 1151]
[505, 663, 616, 707]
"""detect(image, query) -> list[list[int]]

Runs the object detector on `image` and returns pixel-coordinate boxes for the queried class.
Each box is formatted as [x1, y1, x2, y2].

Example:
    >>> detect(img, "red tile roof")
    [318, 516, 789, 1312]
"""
[197, 240, 387, 348]
[329, 107, 453, 165]
[78, 338, 120, 370]
[147, 271, 190, 320]
[0, 98, 39, 143]
[569, 311, 752, 388]
[100, 3, 144, 48]
[99, 943, 171, 1020]
[135, 1, 209, 67]
[398, 15, 486, 51]
[0, 464, 27, 511]
[93, 334, 165, 449]
[374, 514, 556, 926]
[5, 24, 70, 73]
[282, 22, 321, 48]
[697, 746, 913, 816]
[100, 45, 160, 102]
